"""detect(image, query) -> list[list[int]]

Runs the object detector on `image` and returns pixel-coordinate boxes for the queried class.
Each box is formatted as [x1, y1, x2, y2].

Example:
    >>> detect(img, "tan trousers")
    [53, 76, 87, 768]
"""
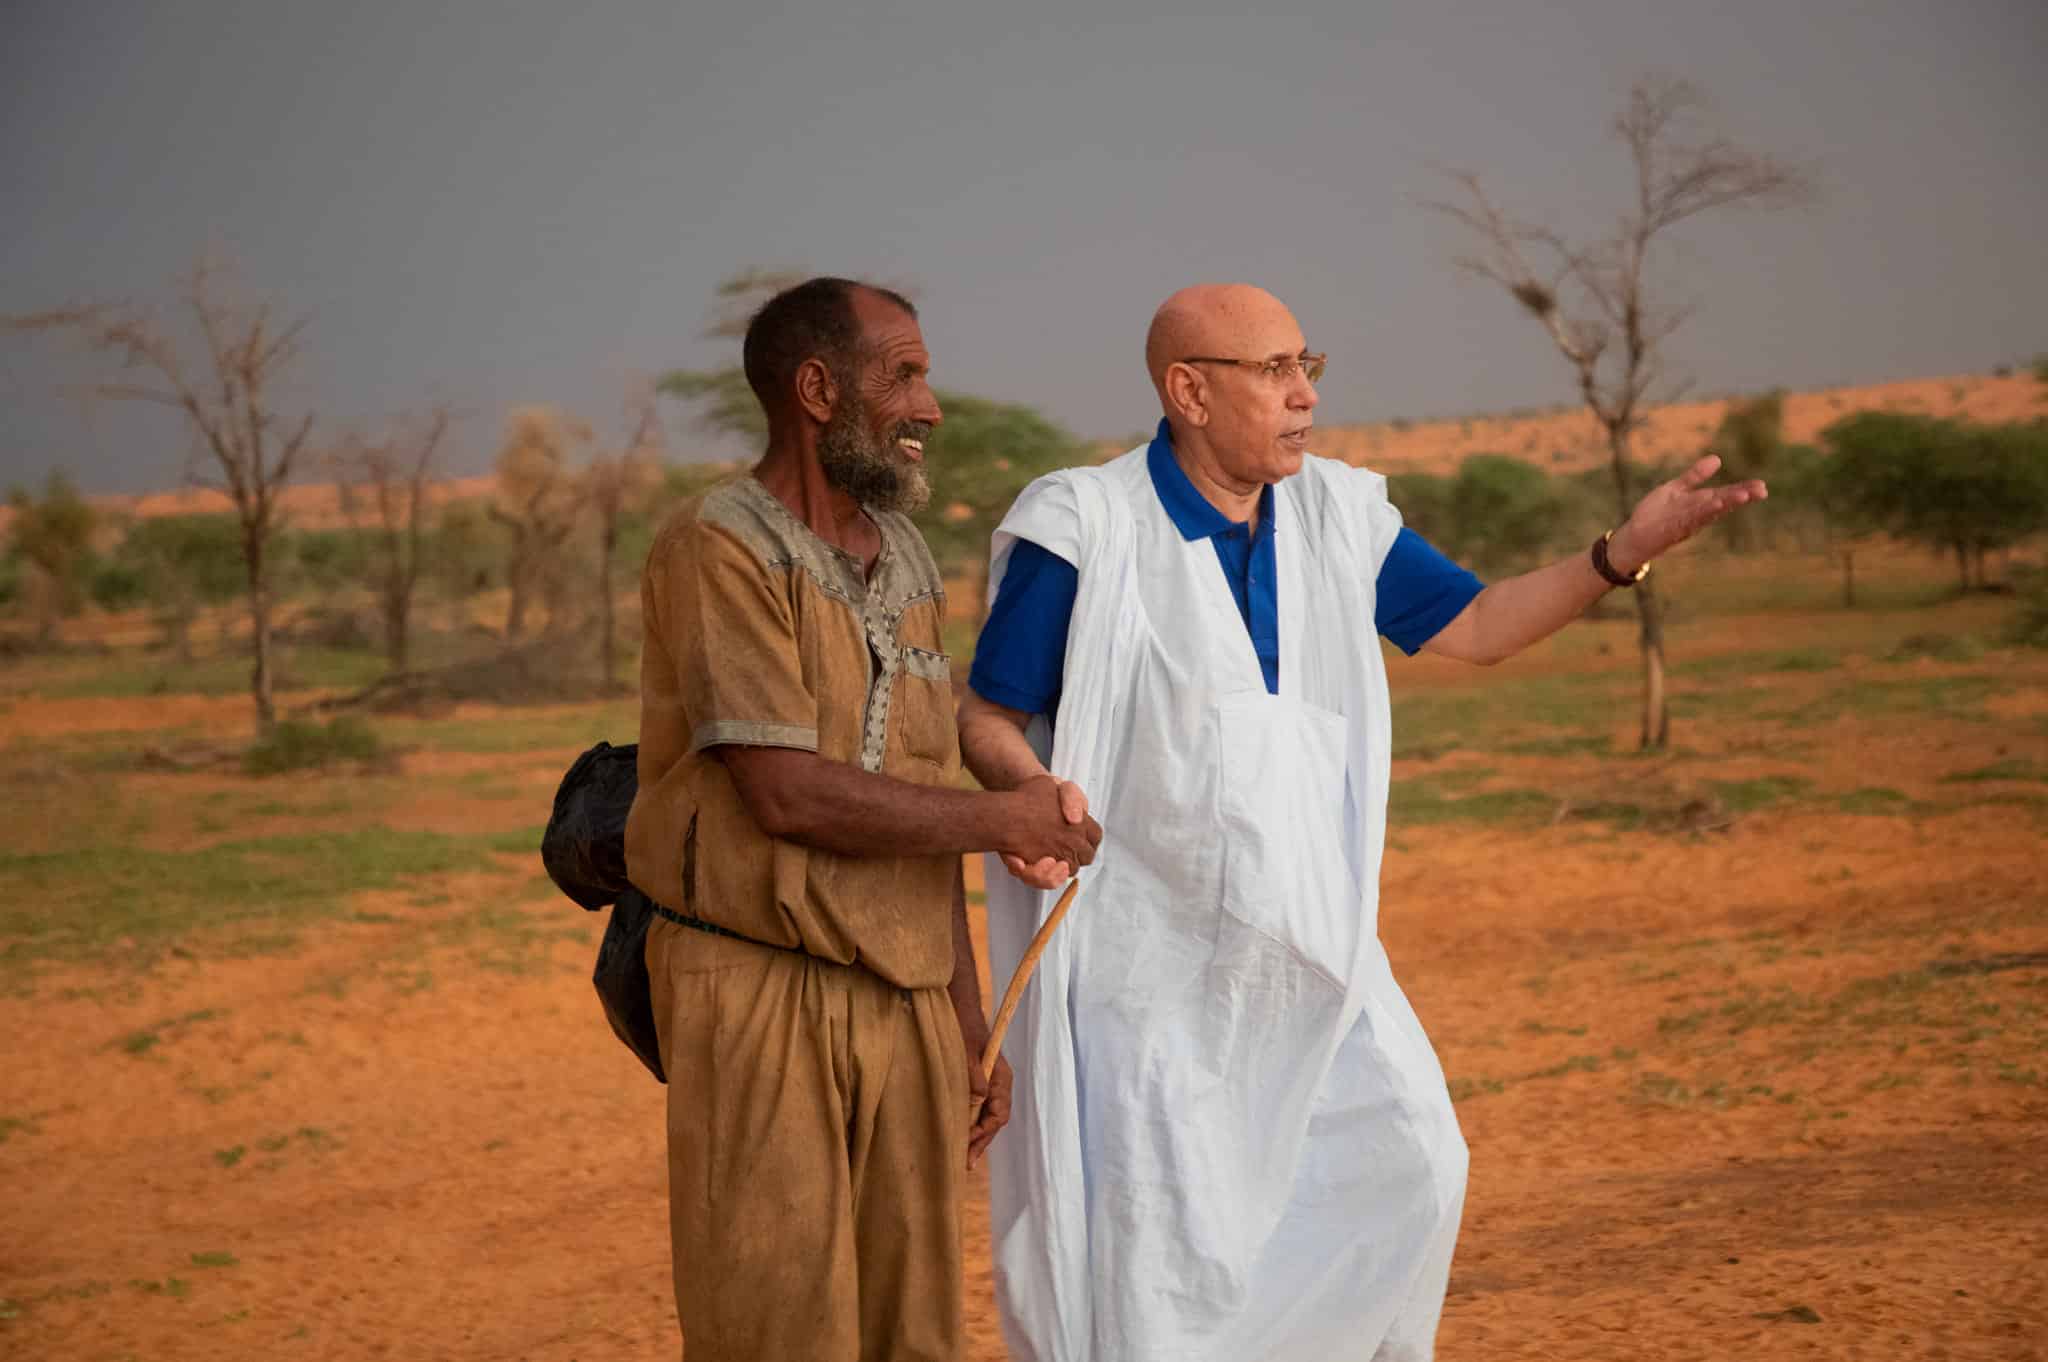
[647, 917, 968, 1362]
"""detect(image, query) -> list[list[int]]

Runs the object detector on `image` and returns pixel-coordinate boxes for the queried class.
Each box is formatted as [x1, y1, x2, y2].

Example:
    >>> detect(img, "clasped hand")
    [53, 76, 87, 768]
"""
[1001, 774, 1100, 890]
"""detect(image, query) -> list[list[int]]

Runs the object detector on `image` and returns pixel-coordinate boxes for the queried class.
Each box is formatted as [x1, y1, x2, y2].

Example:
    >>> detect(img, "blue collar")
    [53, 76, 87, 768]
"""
[1145, 418, 1276, 543]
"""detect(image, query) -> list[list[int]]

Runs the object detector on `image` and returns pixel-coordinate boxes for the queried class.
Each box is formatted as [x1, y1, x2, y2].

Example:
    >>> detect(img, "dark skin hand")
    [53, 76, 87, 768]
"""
[719, 746, 1101, 867]
[948, 863, 1012, 1168]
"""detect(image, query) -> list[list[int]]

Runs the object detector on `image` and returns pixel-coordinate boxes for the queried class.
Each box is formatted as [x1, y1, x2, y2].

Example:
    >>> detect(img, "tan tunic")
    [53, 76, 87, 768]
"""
[625, 473, 965, 990]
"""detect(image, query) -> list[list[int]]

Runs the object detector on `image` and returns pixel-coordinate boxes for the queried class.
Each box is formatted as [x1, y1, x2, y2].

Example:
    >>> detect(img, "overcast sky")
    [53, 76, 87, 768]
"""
[5, 0, 2044, 494]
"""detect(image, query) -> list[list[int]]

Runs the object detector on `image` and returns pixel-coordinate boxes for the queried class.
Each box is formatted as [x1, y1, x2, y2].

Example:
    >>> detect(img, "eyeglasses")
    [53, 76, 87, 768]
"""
[1178, 352, 1328, 384]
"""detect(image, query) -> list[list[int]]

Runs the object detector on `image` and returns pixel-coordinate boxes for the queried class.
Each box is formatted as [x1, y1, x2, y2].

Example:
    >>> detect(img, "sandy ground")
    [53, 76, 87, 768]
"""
[3, 589, 2046, 1359]
[5, 797, 2043, 1356]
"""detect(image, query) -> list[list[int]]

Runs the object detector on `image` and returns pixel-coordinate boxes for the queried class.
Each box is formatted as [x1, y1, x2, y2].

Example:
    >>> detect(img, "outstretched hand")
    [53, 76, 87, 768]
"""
[1613, 454, 1767, 570]
[1000, 777, 1094, 890]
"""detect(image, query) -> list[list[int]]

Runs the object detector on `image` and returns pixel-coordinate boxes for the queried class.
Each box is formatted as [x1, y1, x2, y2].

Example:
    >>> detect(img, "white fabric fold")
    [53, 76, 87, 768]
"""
[983, 444, 1468, 1362]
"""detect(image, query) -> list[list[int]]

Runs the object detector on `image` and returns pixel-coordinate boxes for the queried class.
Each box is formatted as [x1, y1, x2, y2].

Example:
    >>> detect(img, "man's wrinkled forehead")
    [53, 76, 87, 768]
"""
[850, 287, 928, 367]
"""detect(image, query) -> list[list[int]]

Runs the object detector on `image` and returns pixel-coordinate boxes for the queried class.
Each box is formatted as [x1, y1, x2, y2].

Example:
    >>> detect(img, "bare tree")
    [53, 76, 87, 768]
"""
[584, 386, 666, 688]
[7, 260, 317, 725]
[488, 405, 589, 640]
[1428, 78, 1811, 748]
[331, 406, 455, 673]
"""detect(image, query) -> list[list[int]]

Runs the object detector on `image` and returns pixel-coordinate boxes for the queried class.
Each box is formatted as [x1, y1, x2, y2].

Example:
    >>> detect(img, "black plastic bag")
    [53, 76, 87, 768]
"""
[541, 741, 665, 1082]
[541, 740, 638, 909]
[592, 889, 664, 1082]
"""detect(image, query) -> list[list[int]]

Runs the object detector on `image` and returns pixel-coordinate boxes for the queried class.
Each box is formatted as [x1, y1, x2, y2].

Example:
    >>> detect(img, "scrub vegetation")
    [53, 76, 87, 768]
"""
[3, 389, 2046, 1356]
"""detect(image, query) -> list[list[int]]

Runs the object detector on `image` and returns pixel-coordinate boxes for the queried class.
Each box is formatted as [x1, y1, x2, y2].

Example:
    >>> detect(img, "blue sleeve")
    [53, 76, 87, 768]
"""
[968, 538, 1078, 715]
[1375, 527, 1484, 655]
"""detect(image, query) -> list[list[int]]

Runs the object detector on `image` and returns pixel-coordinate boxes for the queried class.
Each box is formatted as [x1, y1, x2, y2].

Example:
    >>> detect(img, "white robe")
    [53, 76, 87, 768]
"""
[981, 444, 1469, 1362]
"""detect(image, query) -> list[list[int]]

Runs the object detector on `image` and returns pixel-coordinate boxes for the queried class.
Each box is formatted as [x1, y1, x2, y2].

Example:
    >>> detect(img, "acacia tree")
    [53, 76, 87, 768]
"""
[584, 387, 666, 687]
[331, 406, 455, 672]
[7, 261, 318, 725]
[489, 405, 589, 640]
[1429, 78, 1811, 748]
[4, 471, 96, 644]
[1822, 412, 2048, 591]
[656, 267, 808, 441]
[1705, 390, 1787, 552]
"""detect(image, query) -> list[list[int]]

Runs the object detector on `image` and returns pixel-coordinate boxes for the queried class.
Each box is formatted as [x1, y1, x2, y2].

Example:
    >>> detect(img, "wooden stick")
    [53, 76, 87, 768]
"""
[979, 876, 1082, 1086]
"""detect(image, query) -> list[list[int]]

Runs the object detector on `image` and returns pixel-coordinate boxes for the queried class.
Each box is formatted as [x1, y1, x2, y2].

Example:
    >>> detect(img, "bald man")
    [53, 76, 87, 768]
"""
[957, 285, 1764, 1361]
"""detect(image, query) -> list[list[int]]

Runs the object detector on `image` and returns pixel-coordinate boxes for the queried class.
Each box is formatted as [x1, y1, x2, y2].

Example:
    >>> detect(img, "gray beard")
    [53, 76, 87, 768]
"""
[818, 398, 931, 514]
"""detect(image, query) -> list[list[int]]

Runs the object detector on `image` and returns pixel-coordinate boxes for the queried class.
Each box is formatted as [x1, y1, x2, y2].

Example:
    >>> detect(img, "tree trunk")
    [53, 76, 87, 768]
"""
[1605, 423, 1670, 749]
[27, 563, 60, 646]
[245, 531, 276, 727]
[1633, 580, 1669, 749]
[385, 591, 410, 673]
[160, 610, 192, 663]
[1841, 549, 1856, 609]
[505, 554, 530, 639]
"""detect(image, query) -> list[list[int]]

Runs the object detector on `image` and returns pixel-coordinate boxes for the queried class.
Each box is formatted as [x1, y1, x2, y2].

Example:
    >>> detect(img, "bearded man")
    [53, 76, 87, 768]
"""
[959, 283, 1764, 1360]
[626, 276, 1101, 1361]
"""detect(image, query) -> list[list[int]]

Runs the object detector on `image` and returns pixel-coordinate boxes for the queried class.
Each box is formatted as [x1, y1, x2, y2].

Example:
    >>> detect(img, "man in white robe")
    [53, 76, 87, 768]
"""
[957, 283, 1766, 1361]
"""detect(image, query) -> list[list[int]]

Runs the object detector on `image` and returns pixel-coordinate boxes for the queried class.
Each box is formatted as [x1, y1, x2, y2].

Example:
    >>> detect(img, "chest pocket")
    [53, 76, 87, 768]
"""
[895, 645, 958, 768]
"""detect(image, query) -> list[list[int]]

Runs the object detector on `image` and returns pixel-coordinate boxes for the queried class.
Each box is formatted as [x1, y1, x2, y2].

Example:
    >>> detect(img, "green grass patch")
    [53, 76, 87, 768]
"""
[1765, 649, 1844, 673]
[1837, 787, 1917, 815]
[1886, 632, 1985, 663]
[114, 1008, 224, 1057]
[1940, 758, 2048, 785]
[242, 716, 385, 775]
[0, 1113, 42, 1144]
[1631, 1071, 1742, 1108]
[0, 827, 501, 973]
[1390, 672, 1625, 759]
[434, 901, 585, 976]
[1775, 675, 2004, 726]
[1672, 647, 1842, 680]
[33, 647, 389, 701]
[1520, 1020, 1588, 1037]
[1524, 1052, 1603, 1080]
[1446, 1074, 1507, 1102]
[1388, 780, 1553, 828]
[189, 1252, 238, 1268]
[483, 825, 547, 855]
[385, 701, 636, 756]
[1705, 775, 1812, 813]
[1496, 733, 1613, 757]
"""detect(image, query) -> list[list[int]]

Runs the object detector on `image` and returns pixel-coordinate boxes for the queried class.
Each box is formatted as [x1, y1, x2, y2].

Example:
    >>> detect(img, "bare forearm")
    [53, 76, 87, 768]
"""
[1438, 549, 1620, 665]
[721, 746, 1015, 857]
[958, 690, 1049, 793]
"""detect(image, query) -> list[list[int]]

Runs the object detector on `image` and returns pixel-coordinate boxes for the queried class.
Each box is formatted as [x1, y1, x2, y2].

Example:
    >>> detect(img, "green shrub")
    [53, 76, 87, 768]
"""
[242, 717, 385, 775]
[1888, 633, 1985, 663]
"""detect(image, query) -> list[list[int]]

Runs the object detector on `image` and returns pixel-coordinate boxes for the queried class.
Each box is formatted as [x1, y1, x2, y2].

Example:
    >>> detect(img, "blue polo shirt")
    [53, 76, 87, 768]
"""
[969, 419, 1483, 715]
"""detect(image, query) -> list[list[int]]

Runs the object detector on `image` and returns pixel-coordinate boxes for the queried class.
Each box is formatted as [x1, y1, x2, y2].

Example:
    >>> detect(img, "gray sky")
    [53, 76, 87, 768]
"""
[5, 0, 2044, 494]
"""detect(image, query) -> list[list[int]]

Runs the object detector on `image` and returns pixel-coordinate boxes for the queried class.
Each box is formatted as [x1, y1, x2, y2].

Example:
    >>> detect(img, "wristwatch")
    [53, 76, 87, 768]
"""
[1591, 530, 1650, 588]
